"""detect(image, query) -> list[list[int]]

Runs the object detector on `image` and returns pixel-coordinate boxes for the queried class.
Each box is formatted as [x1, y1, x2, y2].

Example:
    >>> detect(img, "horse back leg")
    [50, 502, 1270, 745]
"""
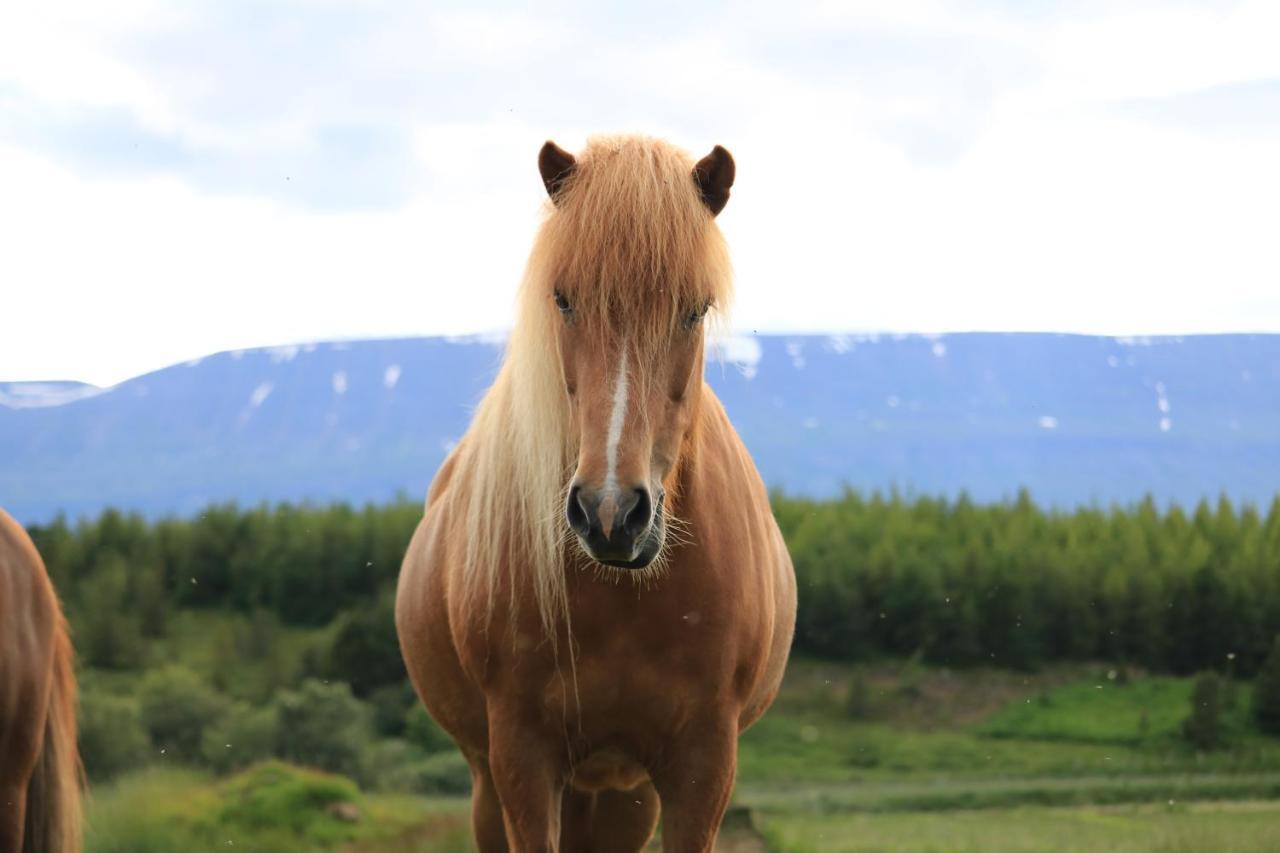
[560, 782, 660, 853]
[0, 782, 29, 853]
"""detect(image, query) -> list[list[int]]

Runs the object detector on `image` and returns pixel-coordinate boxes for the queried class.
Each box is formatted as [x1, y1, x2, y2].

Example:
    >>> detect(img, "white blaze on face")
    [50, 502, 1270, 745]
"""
[598, 345, 629, 536]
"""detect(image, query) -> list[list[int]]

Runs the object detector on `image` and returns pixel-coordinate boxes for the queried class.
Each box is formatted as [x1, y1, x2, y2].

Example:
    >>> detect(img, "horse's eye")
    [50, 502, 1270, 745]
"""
[553, 290, 573, 315]
[685, 302, 710, 329]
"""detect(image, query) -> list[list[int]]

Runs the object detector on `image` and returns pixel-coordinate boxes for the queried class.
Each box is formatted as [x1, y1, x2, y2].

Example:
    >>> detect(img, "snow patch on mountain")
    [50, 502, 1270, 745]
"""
[269, 345, 301, 363]
[0, 382, 109, 409]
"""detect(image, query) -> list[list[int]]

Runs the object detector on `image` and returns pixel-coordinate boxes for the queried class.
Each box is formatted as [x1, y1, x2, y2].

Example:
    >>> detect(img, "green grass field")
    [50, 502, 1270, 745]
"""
[758, 800, 1280, 852]
[83, 653, 1280, 851]
[85, 764, 471, 853]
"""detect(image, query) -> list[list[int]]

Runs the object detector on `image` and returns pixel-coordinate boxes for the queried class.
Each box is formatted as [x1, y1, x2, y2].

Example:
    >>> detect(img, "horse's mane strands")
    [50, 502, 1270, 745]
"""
[443, 134, 733, 639]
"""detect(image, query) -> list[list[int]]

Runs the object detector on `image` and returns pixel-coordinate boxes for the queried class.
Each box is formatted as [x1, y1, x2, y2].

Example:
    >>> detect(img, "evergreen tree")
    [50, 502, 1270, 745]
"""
[1183, 671, 1224, 750]
[1254, 636, 1280, 736]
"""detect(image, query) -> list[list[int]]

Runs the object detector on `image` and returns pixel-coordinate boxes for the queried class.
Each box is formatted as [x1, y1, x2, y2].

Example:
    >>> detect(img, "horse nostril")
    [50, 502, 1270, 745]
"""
[621, 488, 652, 538]
[566, 485, 591, 537]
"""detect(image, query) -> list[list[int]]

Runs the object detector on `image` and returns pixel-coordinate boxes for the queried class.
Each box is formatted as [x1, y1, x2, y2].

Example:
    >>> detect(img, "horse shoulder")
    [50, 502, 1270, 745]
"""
[396, 450, 493, 754]
[687, 394, 796, 727]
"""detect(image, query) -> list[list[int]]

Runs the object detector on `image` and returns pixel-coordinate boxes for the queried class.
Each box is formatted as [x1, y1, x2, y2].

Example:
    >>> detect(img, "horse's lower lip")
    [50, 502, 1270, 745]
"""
[598, 554, 654, 570]
[582, 542, 647, 567]
[581, 529, 661, 570]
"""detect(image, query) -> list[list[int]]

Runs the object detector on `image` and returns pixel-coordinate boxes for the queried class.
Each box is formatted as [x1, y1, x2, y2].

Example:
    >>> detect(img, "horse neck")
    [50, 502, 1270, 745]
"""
[664, 380, 723, 518]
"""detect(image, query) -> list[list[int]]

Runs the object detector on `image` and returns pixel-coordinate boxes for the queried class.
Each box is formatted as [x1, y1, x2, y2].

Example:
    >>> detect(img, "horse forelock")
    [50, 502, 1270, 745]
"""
[530, 134, 733, 357]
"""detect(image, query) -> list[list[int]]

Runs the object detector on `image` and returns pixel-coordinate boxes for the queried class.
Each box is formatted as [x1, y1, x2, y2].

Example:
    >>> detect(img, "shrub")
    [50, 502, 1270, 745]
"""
[382, 750, 472, 796]
[404, 704, 456, 755]
[78, 690, 152, 780]
[138, 666, 230, 762]
[1182, 671, 1223, 750]
[326, 595, 406, 697]
[357, 738, 420, 791]
[81, 767, 206, 853]
[273, 679, 370, 777]
[1255, 636, 1280, 735]
[844, 668, 873, 720]
[369, 682, 417, 737]
[202, 703, 280, 773]
[215, 761, 361, 836]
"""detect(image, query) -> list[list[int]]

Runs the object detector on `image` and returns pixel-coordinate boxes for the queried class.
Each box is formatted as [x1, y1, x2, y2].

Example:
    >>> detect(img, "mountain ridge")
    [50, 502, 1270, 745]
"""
[3, 332, 1278, 523]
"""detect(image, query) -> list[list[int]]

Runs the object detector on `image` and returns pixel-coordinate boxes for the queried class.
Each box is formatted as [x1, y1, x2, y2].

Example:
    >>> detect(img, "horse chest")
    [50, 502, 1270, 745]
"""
[539, 592, 754, 733]
[535, 646, 710, 766]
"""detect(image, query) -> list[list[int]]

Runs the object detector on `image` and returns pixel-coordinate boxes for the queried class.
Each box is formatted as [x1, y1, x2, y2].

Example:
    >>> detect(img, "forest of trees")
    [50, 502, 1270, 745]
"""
[28, 489, 1280, 682]
[22, 490, 1280, 787]
[775, 490, 1280, 676]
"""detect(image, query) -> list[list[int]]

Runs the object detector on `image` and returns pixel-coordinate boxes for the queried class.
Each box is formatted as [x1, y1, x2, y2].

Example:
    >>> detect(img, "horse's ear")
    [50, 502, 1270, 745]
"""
[693, 145, 735, 216]
[538, 140, 576, 203]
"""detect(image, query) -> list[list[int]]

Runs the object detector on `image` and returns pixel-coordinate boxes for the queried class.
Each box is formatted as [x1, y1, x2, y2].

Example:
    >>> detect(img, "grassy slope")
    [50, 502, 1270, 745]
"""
[736, 659, 1280, 812]
[85, 764, 470, 853]
[760, 800, 1280, 853]
[83, 638, 1280, 851]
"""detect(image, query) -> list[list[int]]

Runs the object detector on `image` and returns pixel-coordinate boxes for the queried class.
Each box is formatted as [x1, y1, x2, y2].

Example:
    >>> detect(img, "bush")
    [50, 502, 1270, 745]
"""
[202, 703, 280, 773]
[404, 704, 456, 755]
[78, 690, 152, 780]
[369, 682, 417, 737]
[1255, 636, 1280, 735]
[845, 668, 873, 720]
[1183, 671, 1223, 750]
[273, 679, 371, 777]
[81, 767, 206, 853]
[139, 666, 230, 761]
[379, 750, 472, 796]
[357, 738, 422, 790]
[326, 595, 407, 697]
[215, 761, 361, 836]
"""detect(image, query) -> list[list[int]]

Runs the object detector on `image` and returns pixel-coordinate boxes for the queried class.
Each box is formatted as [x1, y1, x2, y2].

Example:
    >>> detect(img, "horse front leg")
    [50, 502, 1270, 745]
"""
[488, 719, 565, 852]
[652, 720, 737, 853]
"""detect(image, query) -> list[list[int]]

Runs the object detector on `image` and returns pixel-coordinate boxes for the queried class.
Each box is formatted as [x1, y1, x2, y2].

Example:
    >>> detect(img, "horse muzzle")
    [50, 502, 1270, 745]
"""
[566, 483, 662, 569]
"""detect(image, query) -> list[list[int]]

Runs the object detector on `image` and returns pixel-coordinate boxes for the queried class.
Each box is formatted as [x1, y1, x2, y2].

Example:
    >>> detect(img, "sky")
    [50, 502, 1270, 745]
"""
[2, 1, 1279, 386]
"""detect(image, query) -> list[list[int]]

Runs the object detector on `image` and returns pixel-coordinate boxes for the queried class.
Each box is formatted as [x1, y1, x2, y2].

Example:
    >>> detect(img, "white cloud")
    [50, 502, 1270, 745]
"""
[1, 1, 1278, 384]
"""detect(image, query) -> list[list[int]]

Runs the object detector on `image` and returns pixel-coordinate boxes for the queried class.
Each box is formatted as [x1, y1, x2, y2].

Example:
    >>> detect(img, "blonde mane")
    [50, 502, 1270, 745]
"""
[441, 135, 733, 638]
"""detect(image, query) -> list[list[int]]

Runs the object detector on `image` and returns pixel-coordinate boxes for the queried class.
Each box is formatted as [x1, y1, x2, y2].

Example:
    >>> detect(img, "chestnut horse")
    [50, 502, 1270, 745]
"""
[396, 135, 795, 852]
[0, 509, 81, 853]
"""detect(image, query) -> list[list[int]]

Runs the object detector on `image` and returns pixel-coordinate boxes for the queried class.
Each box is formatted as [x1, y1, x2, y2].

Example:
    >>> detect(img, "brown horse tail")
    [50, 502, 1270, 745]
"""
[23, 621, 83, 853]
